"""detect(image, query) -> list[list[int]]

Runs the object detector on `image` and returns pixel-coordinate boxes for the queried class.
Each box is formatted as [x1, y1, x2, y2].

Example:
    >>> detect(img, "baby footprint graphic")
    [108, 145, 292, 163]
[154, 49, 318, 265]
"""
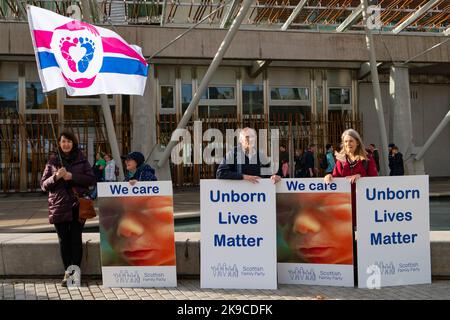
[59, 37, 78, 72]
[78, 37, 96, 73]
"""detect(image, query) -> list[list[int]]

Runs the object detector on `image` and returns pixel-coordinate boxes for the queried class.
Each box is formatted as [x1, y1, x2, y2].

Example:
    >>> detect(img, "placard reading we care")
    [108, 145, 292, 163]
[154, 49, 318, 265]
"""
[200, 179, 277, 289]
[356, 176, 431, 288]
[97, 181, 177, 288]
[276, 178, 354, 287]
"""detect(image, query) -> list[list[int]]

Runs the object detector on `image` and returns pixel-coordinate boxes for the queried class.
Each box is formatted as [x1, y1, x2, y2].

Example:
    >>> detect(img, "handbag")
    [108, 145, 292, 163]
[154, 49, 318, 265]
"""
[72, 188, 97, 220]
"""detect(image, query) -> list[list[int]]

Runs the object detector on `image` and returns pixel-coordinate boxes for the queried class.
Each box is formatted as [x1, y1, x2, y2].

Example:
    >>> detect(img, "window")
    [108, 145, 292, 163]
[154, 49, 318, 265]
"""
[181, 84, 192, 114]
[199, 85, 236, 118]
[201, 86, 235, 100]
[0, 82, 19, 112]
[160, 85, 175, 113]
[243, 85, 263, 115]
[271, 87, 309, 101]
[329, 88, 351, 105]
[26, 82, 57, 110]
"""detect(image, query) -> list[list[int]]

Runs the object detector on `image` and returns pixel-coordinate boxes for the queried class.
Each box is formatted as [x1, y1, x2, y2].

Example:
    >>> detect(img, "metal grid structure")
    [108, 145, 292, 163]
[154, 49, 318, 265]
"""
[0, 0, 448, 34]
[157, 112, 363, 186]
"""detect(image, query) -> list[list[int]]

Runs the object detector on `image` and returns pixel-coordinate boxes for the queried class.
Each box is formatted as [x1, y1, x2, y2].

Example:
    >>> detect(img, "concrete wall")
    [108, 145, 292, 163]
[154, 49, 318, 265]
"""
[359, 83, 450, 177]
[1, 22, 449, 63]
[0, 233, 200, 276]
[1, 232, 449, 277]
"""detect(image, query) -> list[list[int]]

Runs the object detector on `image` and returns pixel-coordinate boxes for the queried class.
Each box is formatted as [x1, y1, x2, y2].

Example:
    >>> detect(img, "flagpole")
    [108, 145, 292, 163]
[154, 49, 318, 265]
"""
[80, 0, 125, 181]
[45, 94, 63, 165]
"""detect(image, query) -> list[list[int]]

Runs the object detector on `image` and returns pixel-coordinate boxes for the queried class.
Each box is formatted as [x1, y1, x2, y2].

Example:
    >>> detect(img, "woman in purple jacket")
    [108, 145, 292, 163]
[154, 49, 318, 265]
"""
[40, 132, 95, 287]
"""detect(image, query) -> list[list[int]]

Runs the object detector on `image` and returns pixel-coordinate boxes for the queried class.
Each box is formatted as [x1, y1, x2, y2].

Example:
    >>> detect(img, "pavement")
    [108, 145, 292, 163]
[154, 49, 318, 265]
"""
[1, 278, 450, 300]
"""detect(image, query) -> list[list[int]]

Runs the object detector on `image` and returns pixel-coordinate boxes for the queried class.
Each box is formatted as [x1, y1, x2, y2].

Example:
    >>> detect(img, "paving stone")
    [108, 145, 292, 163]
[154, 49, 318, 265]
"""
[2, 278, 450, 300]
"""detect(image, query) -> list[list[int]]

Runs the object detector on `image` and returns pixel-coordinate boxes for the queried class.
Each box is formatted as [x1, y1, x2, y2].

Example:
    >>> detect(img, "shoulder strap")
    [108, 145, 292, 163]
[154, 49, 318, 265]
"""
[362, 159, 368, 173]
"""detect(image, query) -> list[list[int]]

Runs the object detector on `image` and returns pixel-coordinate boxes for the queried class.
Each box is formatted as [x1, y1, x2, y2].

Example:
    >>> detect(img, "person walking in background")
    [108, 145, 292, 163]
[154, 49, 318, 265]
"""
[325, 144, 336, 175]
[294, 148, 304, 178]
[279, 145, 290, 178]
[104, 153, 117, 182]
[122, 151, 157, 185]
[93, 152, 106, 182]
[388, 143, 395, 175]
[369, 143, 380, 173]
[390, 146, 405, 176]
[301, 144, 316, 177]
[40, 131, 95, 287]
[90, 152, 106, 200]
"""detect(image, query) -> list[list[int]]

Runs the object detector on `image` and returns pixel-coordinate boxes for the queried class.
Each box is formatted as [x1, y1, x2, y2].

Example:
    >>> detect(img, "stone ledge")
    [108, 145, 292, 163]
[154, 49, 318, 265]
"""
[1, 232, 449, 277]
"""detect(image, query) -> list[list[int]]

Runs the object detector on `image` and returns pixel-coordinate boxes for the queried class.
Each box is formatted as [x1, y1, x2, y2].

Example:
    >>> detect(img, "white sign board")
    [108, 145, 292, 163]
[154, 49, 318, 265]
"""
[98, 181, 177, 287]
[200, 179, 277, 289]
[356, 176, 431, 288]
[276, 178, 354, 287]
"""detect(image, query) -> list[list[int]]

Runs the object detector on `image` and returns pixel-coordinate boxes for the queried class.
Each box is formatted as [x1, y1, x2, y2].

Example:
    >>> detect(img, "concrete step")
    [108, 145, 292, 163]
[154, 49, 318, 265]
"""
[0, 232, 449, 277]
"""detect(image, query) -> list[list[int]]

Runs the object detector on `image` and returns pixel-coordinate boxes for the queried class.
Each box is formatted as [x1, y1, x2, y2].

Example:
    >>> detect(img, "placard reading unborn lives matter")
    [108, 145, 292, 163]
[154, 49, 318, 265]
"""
[356, 176, 431, 288]
[200, 179, 277, 289]
[276, 178, 354, 287]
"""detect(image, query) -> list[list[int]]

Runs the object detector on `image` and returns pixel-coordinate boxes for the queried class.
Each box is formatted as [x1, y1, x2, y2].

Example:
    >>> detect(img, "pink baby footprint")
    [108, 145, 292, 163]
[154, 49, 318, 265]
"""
[59, 37, 79, 72]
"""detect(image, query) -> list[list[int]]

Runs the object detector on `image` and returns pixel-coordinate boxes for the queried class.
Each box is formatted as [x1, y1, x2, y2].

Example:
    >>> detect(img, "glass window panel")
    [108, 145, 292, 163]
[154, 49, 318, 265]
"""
[161, 86, 174, 109]
[243, 85, 264, 115]
[26, 82, 57, 110]
[271, 87, 309, 100]
[329, 88, 351, 105]
[0, 82, 19, 112]
[208, 86, 235, 99]
[182, 84, 192, 114]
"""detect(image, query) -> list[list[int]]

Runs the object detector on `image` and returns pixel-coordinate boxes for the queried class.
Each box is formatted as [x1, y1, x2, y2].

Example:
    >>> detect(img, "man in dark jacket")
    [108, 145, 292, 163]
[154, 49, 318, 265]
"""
[390, 146, 405, 176]
[216, 127, 281, 184]
[301, 144, 316, 177]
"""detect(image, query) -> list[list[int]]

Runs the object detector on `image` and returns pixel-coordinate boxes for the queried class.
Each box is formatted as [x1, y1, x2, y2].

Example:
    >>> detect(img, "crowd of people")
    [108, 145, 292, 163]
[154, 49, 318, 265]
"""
[277, 140, 404, 179]
[41, 128, 406, 286]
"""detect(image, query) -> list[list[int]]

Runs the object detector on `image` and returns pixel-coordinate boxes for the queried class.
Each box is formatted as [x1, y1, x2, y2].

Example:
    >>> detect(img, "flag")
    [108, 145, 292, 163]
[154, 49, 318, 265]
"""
[27, 5, 148, 96]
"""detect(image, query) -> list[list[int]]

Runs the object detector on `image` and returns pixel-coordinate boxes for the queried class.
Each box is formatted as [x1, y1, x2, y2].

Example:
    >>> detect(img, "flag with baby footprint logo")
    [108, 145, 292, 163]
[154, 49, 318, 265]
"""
[27, 5, 148, 96]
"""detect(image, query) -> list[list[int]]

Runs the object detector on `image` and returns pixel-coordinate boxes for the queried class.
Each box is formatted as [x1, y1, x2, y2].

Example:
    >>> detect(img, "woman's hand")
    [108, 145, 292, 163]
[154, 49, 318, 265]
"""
[63, 172, 73, 181]
[129, 179, 138, 186]
[270, 175, 281, 184]
[324, 174, 333, 184]
[243, 175, 260, 184]
[347, 174, 361, 184]
[55, 168, 67, 180]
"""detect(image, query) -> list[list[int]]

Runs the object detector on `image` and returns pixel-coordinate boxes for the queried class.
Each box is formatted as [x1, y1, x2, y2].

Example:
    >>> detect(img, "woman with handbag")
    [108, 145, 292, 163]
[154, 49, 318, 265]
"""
[40, 131, 95, 287]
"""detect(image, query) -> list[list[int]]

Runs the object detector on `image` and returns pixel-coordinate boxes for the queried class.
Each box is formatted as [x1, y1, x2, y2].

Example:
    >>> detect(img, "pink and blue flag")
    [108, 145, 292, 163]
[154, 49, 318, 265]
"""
[27, 5, 148, 96]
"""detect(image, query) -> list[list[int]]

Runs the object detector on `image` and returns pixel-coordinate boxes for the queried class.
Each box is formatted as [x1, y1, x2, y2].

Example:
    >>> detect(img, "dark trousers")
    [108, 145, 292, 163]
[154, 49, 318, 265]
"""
[54, 207, 84, 270]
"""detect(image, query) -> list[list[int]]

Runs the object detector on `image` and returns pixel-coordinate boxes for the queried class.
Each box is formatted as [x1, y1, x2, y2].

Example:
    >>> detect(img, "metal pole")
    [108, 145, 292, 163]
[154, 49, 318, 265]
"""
[415, 110, 450, 161]
[81, 0, 125, 180]
[360, 0, 389, 176]
[100, 95, 125, 181]
[157, 0, 254, 168]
